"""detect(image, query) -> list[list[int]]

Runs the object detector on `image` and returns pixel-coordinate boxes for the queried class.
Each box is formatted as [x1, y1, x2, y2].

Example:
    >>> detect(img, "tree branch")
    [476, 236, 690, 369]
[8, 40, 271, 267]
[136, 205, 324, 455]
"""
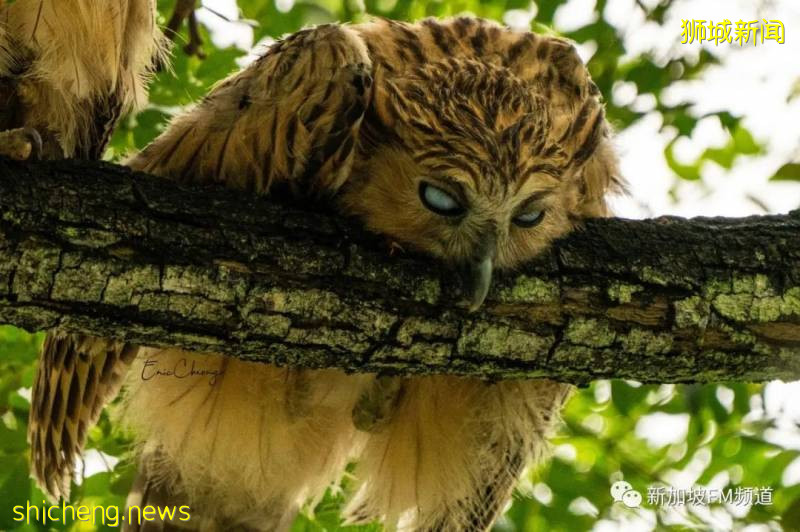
[1, 158, 799, 384]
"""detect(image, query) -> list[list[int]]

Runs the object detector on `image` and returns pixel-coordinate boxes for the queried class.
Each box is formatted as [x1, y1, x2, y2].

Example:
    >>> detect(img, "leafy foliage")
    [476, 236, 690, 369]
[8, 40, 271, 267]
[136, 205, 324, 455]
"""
[4, 0, 798, 530]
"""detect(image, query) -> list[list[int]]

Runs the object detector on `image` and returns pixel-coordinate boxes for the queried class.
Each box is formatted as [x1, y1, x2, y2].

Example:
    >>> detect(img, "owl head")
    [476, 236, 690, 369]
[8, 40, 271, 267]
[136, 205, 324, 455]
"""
[339, 34, 621, 310]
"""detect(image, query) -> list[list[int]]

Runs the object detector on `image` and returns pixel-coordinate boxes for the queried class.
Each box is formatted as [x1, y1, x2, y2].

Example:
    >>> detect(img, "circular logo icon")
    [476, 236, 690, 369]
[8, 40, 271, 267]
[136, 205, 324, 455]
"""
[610, 480, 642, 508]
[622, 489, 643, 508]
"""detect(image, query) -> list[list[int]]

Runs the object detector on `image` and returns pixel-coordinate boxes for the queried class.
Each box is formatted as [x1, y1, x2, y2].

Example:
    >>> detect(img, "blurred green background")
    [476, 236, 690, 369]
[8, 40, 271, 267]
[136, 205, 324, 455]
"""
[2, 0, 800, 530]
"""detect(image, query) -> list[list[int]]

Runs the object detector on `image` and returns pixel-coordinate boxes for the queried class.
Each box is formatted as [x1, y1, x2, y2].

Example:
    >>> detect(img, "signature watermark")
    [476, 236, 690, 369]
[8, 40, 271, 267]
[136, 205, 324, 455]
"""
[13, 501, 191, 527]
[680, 19, 785, 45]
[141, 357, 225, 385]
[647, 486, 773, 507]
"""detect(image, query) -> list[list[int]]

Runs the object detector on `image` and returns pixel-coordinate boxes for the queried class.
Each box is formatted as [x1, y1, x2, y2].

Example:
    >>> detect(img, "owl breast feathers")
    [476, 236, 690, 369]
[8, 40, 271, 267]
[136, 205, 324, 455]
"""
[29, 14, 623, 532]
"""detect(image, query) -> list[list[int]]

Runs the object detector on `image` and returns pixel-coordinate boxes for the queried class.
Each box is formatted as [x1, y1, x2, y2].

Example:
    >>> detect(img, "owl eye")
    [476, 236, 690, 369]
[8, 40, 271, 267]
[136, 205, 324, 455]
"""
[419, 182, 465, 217]
[513, 209, 545, 228]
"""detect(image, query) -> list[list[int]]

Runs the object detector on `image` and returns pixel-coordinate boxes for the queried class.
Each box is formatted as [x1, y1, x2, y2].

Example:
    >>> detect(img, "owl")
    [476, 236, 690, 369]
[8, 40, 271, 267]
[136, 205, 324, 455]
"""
[0, 0, 165, 159]
[0, 0, 164, 505]
[25, 14, 622, 532]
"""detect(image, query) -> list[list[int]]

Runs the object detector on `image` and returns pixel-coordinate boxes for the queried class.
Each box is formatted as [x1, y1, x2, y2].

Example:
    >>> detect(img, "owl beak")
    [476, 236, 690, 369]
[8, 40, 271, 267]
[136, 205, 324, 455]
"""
[467, 255, 493, 312]
[465, 226, 498, 312]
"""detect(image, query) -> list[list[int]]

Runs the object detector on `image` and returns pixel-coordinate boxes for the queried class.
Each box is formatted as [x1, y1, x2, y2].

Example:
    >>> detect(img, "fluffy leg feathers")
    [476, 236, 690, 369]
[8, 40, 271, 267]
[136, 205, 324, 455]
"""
[347, 377, 571, 531]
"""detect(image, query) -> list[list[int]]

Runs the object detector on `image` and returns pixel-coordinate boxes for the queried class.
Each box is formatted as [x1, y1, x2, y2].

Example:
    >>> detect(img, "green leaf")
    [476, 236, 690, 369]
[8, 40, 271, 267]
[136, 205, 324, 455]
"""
[664, 139, 702, 181]
[0, 326, 44, 363]
[770, 163, 800, 182]
[732, 126, 761, 155]
[610, 381, 649, 416]
[0, 454, 33, 529]
[782, 497, 800, 531]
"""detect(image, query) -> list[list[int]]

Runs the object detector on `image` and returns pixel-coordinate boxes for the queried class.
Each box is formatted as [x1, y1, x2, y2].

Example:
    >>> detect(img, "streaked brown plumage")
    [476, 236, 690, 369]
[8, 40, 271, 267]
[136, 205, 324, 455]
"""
[30, 334, 139, 498]
[21, 12, 623, 531]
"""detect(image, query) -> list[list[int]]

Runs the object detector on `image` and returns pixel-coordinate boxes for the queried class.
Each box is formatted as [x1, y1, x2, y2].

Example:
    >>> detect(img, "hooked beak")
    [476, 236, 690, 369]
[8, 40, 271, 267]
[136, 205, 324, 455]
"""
[468, 255, 494, 312]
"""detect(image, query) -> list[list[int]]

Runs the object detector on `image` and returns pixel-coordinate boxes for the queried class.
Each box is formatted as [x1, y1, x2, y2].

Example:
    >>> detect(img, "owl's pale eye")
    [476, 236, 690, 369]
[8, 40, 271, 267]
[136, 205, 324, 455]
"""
[419, 182, 465, 217]
[513, 209, 545, 228]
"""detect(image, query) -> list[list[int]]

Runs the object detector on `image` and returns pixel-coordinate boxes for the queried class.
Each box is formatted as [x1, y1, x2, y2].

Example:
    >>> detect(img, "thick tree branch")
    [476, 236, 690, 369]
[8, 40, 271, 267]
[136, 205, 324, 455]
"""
[1, 158, 799, 384]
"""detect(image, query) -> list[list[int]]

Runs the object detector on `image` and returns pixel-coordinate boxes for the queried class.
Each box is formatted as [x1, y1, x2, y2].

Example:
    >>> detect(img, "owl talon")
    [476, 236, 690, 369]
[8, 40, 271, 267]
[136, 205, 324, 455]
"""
[352, 376, 404, 432]
[387, 240, 405, 256]
[24, 128, 43, 160]
[0, 127, 43, 161]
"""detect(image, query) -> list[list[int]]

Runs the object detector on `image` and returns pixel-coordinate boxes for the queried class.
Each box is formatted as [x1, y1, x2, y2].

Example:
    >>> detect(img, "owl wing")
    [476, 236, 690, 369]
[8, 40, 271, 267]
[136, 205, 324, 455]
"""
[26, 21, 374, 503]
[12, 0, 165, 497]
[127, 23, 373, 197]
[29, 333, 138, 500]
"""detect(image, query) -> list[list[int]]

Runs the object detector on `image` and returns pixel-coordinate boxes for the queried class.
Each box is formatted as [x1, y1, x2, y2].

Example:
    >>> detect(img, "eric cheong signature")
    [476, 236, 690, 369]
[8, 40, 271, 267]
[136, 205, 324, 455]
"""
[141, 357, 225, 385]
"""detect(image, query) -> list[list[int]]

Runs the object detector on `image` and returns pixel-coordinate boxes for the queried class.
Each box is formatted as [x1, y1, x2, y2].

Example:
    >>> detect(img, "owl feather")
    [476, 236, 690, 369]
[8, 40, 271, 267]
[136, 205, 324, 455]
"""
[1, 0, 166, 501]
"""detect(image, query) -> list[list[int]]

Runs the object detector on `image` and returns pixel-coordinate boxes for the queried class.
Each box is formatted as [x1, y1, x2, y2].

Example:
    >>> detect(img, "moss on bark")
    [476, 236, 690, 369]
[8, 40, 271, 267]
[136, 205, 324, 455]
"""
[1, 158, 799, 383]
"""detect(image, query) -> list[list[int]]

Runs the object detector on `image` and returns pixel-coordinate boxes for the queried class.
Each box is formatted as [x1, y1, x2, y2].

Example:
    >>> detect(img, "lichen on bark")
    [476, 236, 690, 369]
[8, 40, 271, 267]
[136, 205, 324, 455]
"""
[1, 158, 799, 384]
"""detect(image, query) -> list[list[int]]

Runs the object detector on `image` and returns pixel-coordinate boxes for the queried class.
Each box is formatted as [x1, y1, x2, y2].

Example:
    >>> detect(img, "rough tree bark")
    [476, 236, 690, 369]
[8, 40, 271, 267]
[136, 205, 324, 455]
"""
[1, 158, 799, 384]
